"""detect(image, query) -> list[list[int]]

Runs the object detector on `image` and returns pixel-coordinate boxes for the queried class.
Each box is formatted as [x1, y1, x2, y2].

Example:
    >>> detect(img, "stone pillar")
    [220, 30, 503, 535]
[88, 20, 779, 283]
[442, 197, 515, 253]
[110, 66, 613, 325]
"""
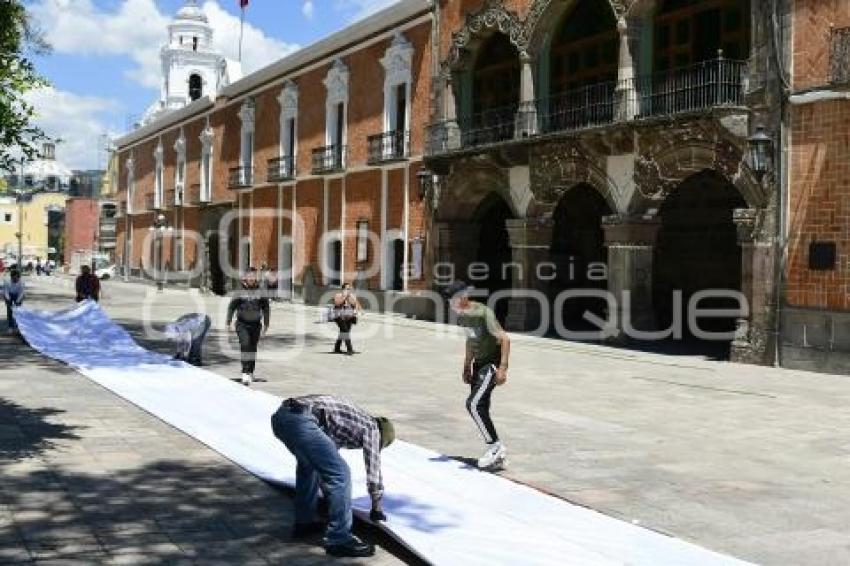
[436, 221, 480, 284]
[515, 54, 538, 138]
[440, 75, 461, 151]
[614, 17, 638, 122]
[731, 208, 774, 364]
[504, 218, 552, 332]
[602, 216, 660, 338]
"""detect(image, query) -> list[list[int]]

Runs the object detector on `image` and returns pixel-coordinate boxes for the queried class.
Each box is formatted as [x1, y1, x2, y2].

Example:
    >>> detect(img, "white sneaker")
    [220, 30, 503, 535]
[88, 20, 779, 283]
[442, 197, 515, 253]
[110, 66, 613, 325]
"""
[477, 442, 506, 471]
[240, 373, 253, 386]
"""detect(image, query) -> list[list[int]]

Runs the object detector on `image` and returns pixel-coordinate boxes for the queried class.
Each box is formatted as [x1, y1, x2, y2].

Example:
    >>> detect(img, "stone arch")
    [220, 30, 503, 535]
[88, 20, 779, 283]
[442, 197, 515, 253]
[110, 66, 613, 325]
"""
[445, 0, 527, 74]
[525, 0, 627, 58]
[634, 141, 766, 212]
[531, 146, 625, 215]
[437, 161, 518, 221]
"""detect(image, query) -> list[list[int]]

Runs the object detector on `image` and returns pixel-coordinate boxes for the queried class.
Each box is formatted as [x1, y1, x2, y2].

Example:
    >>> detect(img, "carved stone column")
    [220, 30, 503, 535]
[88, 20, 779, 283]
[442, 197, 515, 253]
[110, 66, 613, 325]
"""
[504, 218, 552, 332]
[436, 221, 480, 284]
[614, 17, 639, 122]
[603, 215, 660, 337]
[515, 54, 538, 138]
[730, 208, 774, 364]
[440, 75, 462, 151]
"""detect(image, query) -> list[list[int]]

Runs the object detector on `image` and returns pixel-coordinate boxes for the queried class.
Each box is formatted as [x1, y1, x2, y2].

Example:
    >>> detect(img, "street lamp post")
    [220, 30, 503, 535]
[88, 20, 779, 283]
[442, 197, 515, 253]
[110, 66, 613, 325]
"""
[149, 213, 171, 292]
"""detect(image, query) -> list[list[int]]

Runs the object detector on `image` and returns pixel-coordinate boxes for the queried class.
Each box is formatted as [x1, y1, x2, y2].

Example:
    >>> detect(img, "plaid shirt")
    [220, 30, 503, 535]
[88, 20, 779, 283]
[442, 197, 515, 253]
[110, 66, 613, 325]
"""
[292, 395, 384, 499]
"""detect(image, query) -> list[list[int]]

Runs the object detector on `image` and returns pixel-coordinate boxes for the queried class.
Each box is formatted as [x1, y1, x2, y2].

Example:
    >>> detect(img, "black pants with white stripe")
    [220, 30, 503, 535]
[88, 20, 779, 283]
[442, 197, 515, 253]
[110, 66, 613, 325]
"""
[466, 362, 499, 444]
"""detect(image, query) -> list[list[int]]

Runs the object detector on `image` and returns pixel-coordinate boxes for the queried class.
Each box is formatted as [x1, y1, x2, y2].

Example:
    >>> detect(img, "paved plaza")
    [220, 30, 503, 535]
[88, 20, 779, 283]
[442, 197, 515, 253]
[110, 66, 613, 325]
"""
[3, 276, 850, 564]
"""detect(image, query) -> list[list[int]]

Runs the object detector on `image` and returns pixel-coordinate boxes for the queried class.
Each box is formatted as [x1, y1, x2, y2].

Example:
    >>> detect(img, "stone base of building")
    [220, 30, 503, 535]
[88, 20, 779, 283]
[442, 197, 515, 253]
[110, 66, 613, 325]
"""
[781, 307, 850, 374]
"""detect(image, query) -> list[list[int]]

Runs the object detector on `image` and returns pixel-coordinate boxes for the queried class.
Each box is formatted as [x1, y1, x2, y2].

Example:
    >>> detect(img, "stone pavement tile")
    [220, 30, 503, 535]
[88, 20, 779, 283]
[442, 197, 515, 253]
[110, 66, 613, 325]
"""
[0, 543, 32, 564]
[25, 536, 105, 561]
[17, 522, 97, 543]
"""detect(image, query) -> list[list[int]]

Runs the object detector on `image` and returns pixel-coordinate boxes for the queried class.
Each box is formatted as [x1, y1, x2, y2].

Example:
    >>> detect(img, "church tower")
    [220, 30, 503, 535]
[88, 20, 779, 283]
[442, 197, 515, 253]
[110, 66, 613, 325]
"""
[140, 1, 240, 126]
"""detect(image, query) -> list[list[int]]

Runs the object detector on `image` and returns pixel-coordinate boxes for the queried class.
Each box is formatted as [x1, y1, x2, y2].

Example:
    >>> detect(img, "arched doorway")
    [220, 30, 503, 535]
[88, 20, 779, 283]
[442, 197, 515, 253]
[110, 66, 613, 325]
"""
[653, 170, 746, 357]
[473, 193, 514, 323]
[550, 184, 613, 331]
[468, 33, 521, 146]
[545, 0, 618, 131]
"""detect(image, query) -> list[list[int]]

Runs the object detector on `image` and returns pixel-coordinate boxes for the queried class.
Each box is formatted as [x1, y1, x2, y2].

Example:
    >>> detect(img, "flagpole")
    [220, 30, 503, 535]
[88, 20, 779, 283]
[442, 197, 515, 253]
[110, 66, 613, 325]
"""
[238, 5, 245, 63]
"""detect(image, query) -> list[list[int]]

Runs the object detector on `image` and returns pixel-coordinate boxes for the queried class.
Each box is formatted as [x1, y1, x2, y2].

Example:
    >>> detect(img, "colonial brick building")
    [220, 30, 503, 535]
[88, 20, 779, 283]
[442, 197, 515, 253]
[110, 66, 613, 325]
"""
[783, 0, 850, 372]
[116, 0, 850, 370]
[115, 1, 434, 314]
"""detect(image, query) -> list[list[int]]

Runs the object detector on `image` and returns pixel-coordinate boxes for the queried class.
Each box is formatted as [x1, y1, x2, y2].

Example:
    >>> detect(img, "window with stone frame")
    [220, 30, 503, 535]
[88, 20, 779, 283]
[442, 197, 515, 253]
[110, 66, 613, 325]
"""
[472, 33, 521, 116]
[830, 27, 850, 85]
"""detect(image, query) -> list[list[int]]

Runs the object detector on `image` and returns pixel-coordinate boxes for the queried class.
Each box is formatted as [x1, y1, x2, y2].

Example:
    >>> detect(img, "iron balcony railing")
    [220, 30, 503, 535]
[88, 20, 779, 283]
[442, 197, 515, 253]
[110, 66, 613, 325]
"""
[426, 57, 746, 156]
[367, 130, 409, 164]
[312, 145, 346, 174]
[228, 166, 254, 189]
[267, 156, 296, 182]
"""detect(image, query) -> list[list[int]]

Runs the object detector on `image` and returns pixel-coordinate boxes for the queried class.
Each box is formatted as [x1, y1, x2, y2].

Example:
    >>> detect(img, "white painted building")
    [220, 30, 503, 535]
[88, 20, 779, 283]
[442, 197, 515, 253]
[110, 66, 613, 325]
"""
[139, 0, 241, 127]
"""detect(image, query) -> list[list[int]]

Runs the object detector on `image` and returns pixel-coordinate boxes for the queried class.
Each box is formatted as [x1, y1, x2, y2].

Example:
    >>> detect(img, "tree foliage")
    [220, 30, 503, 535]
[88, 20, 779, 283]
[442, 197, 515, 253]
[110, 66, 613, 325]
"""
[0, 1, 51, 173]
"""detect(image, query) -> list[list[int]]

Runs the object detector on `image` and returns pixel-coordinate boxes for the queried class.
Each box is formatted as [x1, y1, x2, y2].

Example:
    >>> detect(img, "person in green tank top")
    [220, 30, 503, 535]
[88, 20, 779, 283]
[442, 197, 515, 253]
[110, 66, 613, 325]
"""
[444, 281, 512, 471]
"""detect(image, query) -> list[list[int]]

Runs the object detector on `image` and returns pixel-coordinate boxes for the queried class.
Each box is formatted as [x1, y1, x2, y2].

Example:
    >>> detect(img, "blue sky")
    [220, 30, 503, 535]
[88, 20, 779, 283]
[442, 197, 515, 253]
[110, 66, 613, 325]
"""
[25, 0, 397, 169]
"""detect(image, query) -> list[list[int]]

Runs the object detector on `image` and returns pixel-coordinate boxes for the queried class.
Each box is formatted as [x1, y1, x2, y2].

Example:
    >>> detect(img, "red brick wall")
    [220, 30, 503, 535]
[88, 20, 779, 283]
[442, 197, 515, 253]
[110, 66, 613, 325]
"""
[63, 199, 100, 263]
[787, 0, 850, 310]
[345, 170, 382, 287]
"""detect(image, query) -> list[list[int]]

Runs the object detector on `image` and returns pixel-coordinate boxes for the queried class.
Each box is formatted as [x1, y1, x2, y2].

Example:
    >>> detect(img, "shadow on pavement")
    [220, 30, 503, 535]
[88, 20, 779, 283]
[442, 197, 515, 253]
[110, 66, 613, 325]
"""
[0, 398, 81, 460]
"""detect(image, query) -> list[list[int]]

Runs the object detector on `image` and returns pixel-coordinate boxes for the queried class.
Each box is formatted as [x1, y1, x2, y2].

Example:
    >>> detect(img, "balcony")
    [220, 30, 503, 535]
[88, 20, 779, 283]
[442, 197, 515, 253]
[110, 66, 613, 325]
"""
[311, 145, 346, 174]
[267, 156, 296, 183]
[367, 130, 409, 164]
[427, 57, 747, 157]
[228, 166, 254, 189]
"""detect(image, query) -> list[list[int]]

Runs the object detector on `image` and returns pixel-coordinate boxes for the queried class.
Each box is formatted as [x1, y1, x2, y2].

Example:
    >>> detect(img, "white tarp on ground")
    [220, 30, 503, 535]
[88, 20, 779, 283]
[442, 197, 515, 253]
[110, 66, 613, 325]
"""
[14, 301, 753, 566]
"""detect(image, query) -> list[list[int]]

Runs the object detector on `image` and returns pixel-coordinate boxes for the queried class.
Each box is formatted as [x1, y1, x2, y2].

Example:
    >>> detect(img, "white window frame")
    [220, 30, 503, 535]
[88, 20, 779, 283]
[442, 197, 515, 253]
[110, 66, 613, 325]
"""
[380, 32, 414, 155]
[323, 59, 349, 166]
[126, 155, 135, 214]
[278, 80, 299, 177]
[173, 130, 186, 206]
[238, 99, 256, 185]
[153, 140, 164, 209]
[199, 123, 214, 203]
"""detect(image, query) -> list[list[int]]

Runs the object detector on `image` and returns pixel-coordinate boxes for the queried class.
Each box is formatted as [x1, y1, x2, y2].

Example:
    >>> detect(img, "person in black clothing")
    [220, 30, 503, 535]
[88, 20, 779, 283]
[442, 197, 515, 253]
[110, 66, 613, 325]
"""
[332, 283, 362, 354]
[75, 265, 101, 302]
[226, 268, 270, 385]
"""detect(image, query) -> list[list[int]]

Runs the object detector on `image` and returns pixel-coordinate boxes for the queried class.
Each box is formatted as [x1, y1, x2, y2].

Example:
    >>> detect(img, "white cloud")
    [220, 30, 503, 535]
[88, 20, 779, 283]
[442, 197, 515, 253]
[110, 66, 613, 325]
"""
[29, 0, 299, 90]
[302, 1, 315, 20]
[29, 0, 168, 89]
[26, 87, 121, 170]
[202, 1, 299, 75]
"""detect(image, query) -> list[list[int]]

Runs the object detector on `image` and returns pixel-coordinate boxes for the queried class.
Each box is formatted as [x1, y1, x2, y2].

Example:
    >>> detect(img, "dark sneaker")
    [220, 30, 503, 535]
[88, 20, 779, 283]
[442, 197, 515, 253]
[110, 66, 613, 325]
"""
[325, 535, 375, 558]
[291, 521, 325, 539]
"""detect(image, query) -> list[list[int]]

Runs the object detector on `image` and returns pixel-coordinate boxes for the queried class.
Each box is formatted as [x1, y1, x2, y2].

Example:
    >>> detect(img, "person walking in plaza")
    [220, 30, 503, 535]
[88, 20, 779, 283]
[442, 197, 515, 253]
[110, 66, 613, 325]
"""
[332, 283, 361, 355]
[226, 268, 270, 385]
[259, 262, 279, 301]
[75, 265, 101, 302]
[445, 281, 511, 471]
[164, 313, 212, 367]
[270, 394, 395, 558]
[4, 269, 25, 334]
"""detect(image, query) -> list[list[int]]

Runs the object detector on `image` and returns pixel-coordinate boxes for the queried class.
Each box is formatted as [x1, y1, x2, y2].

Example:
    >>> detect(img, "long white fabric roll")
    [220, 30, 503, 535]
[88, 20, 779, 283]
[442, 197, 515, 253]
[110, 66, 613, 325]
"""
[14, 301, 752, 566]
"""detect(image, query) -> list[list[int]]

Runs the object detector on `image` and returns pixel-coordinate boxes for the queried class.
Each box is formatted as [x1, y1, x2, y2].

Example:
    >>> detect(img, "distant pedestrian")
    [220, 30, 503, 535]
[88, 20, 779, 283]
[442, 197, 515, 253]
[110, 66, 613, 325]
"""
[35, 259, 42, 276]
[164, 313, 212, 366]
[331, 283, 362, 355]
[444, 281, 512, 471]
[75, 265, 100, 302]
[226, 268, 270, 385]
[260, 262, 279, 300]
[4, 269, 25, 334]
[270, 394, 395, 557]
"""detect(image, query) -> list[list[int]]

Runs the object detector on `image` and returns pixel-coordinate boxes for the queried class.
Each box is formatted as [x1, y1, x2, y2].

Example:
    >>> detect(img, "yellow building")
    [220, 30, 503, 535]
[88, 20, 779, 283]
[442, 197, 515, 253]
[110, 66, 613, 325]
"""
[0, 191, 68, 261]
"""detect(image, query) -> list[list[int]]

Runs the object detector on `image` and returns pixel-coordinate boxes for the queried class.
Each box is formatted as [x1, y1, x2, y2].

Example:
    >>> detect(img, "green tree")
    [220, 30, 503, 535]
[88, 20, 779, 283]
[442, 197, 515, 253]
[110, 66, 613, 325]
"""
[0, 1, 51, 173]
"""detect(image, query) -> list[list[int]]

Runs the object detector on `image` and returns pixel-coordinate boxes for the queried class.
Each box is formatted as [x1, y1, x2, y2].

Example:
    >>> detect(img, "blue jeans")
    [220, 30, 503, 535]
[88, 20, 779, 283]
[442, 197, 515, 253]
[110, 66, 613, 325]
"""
[271, 404, 353, 545]
[5, 293, 20, 330]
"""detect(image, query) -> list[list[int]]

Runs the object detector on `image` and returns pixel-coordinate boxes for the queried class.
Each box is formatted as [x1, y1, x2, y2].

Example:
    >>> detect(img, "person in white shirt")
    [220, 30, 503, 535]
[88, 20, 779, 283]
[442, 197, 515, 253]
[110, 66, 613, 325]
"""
[4, 270, 25, 333]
